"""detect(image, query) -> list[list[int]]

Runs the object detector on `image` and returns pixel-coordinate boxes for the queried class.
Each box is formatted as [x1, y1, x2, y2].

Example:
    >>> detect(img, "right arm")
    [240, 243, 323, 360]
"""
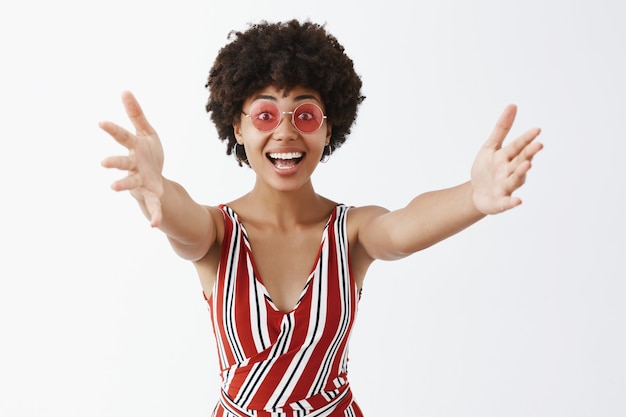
[99, 91, 216, 261]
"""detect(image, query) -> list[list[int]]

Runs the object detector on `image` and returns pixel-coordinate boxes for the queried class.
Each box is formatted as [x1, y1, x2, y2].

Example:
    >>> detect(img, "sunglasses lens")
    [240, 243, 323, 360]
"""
[293, 103, 325, 133]
[249, 101, 281, 131]
[247, 101, 325, 133]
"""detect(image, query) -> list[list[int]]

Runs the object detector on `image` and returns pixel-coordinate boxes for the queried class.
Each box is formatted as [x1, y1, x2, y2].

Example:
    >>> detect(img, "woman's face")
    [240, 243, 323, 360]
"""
[234, 85, 332, 191]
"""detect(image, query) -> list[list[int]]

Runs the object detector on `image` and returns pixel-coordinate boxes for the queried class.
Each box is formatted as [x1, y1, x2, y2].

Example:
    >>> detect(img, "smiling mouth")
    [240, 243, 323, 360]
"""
[267, 152, 304, 170]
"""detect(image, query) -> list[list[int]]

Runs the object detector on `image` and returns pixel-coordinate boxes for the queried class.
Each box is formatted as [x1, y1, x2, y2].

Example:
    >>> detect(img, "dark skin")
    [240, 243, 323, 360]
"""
[100, 87, 542, 313]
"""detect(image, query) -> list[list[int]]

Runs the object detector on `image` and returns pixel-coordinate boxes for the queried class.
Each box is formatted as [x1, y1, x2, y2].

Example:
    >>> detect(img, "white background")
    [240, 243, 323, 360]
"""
[1, 1, 625, 416]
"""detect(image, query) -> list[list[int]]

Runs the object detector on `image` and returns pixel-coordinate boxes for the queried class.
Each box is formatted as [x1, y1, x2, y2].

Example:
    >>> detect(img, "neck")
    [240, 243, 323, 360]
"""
[237, 180, 333, 228]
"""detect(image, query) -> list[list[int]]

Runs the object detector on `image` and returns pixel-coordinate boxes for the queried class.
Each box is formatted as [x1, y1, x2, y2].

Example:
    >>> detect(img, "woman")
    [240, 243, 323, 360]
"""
[100, 19, 542, 417]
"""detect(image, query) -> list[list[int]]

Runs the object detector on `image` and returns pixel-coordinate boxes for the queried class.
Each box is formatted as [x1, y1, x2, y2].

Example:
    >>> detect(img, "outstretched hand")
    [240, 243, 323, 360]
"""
[471, 104, 543, 215]
[99, 91, 165, 227]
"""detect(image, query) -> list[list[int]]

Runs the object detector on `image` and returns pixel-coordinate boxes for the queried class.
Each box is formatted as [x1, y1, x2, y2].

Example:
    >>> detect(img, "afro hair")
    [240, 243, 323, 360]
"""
[205, 19, 365, 166]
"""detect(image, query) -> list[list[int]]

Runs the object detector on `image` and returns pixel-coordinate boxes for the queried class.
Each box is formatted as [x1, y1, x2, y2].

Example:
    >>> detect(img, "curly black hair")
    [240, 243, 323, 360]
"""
[205, 19, 365, 166]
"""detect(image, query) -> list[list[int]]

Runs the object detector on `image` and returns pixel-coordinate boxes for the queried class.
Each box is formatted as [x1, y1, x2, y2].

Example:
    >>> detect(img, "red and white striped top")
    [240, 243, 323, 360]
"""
[207, 204, 363, 417]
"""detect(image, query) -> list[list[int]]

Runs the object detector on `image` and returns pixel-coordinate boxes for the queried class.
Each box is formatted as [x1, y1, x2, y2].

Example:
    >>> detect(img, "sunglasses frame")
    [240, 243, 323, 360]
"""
[242, 101, 327, 134]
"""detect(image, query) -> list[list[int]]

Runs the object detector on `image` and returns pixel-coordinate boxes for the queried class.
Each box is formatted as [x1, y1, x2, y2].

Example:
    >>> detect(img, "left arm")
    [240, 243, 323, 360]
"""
[356, 104, 543, 261]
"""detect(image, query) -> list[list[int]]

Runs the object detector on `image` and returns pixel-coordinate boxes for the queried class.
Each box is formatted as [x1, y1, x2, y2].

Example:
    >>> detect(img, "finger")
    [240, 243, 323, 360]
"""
[510, 142, 543, 174]
[101, 155, 135, 171]
[523, 140, 544, 162]
[499, 196, 522, 212]
[99, 120, 137, 150]
[503, 160, 533, 197]
[121, 91, 156, 135]
[110, 173, 143, 192]
[502, 128, 542, 161]
[513, 158, 535, 185]
[482, 104, 518, 150]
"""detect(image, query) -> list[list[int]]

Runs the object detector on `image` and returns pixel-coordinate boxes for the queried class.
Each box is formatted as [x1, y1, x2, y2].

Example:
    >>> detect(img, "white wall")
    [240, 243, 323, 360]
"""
[1, 0, 624, 416]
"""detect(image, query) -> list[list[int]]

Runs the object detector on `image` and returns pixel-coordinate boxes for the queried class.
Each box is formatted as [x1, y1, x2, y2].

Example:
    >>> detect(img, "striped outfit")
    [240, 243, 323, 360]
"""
[206, 204, 363, 417]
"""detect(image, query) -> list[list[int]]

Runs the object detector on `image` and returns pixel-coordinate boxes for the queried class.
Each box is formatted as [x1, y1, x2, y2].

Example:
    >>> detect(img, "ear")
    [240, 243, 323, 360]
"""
[233, 122, 244, 144]
[325, 124, 332, 146]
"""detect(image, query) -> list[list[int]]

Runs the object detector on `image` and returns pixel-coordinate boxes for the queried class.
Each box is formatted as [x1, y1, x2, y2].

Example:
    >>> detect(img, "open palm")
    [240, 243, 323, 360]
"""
[99, 91, 165, 226]
[471, 104, 543, 214]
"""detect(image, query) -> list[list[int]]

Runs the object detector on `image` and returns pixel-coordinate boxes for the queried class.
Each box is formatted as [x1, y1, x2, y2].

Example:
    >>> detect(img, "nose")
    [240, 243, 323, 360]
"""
[272, 112, 298, 141]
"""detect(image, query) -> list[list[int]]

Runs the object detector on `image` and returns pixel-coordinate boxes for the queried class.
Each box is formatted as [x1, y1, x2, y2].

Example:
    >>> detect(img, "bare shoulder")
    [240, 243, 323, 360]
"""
[186, 204, 225, 262]
[346, 205, 390, 286]
[346, 205, 390, 233]
[346, 204, 390, 249]
[203, 204, 226, 243]
[193, 205, 226, 298]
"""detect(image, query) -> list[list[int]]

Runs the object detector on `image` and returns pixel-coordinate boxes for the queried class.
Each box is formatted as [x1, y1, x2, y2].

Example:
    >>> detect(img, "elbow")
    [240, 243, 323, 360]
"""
[168, 237, 212, 262]
[372, 236, 428, 261]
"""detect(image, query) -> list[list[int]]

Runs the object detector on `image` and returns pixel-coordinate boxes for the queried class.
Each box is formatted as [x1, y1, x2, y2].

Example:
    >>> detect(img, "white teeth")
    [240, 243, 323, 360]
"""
[268, 152, 303, 160]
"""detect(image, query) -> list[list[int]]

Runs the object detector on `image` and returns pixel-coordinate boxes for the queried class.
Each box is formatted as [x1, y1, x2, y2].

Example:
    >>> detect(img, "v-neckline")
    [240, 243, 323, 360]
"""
[226, 205, 337, 314]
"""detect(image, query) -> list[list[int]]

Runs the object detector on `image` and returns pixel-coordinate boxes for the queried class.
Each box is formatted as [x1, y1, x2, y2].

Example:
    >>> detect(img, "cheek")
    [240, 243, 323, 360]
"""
[241, 135, 269, 165]
[306, 137, 330, 158]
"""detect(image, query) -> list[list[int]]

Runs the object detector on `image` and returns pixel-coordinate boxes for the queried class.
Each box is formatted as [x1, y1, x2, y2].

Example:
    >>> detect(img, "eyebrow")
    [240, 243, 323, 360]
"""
[252, 94, 321, 103]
